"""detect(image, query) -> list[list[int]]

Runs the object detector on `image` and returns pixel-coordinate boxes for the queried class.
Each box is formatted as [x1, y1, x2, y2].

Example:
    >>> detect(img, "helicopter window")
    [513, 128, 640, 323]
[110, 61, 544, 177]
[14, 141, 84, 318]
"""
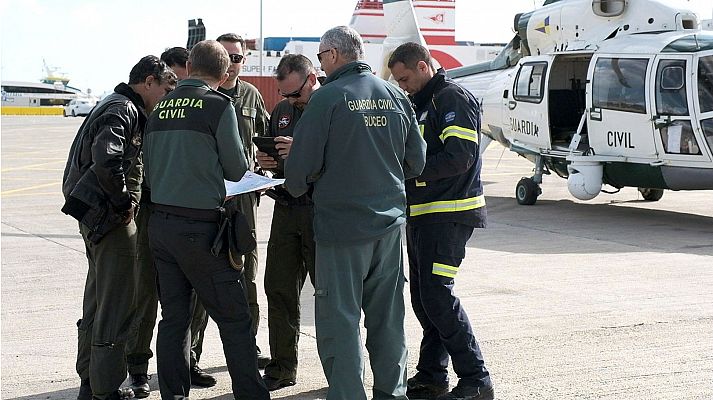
[656, 60, 689, 116]
[660, 66, 684, 91]
[698, 56, 713, 113]
[659, 120, 701, 155]
[700, 118, 713, 151]
[593, 57, 648, 113]
[514, 62, 547, 103]
[592, 0, 626, 17]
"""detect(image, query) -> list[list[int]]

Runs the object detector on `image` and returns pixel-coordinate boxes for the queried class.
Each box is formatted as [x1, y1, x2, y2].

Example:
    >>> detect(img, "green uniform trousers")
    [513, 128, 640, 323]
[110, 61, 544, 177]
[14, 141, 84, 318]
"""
[125, 205, 158, 375]
[76, 221, 138, 399]
[263, 203, 316, 381]
[189, 192, 259, 365]
[315, 227, 408, 400]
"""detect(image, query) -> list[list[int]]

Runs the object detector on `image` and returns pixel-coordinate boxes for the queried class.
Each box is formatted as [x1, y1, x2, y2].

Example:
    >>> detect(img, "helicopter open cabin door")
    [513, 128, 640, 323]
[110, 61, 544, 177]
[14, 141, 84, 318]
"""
[651, 54, 712, 165]
[587, 56, 659, 161]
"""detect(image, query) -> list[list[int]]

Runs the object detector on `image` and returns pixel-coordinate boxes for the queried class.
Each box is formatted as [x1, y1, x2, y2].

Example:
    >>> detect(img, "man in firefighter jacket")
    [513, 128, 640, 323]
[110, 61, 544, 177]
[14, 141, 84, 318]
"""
[388, 42, 495, 400]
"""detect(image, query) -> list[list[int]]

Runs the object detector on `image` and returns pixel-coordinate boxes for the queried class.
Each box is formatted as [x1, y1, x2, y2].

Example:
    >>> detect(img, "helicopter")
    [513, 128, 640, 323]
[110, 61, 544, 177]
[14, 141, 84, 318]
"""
[448, 0, 713, 205]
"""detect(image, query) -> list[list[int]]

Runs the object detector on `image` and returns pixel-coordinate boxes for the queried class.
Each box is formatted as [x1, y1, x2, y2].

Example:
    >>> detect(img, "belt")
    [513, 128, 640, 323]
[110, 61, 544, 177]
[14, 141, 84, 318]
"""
[152, 204, 221, 222]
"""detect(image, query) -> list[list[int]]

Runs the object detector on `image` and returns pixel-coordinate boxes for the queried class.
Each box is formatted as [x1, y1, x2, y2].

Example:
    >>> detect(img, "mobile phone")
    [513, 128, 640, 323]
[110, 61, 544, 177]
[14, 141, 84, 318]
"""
[251, 136, 280, 159]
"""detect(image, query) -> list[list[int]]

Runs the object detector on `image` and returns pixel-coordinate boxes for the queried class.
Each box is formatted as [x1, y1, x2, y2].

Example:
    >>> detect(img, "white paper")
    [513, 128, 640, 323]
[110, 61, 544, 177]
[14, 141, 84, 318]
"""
[666, 124, 682, 154]
[225, 171, 285, 196]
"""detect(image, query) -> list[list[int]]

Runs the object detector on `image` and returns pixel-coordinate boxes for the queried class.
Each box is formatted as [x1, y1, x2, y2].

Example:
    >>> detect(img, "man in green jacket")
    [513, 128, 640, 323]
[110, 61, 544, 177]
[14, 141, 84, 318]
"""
[285, 25, 427, 400]
[142, 40, 268, 400]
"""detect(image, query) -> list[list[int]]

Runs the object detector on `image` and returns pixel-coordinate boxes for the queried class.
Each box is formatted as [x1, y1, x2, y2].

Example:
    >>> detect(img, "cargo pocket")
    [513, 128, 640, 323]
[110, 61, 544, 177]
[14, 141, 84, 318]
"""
[314, 287, 329, 321]
[212, 269, 247, 315]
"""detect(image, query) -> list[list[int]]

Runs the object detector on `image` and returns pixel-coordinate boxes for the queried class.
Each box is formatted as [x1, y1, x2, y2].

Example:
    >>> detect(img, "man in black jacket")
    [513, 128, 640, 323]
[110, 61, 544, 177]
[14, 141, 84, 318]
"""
[61, 55, 176, 400]
[388, 42, 494, 400]
[256, 54, 320, 391]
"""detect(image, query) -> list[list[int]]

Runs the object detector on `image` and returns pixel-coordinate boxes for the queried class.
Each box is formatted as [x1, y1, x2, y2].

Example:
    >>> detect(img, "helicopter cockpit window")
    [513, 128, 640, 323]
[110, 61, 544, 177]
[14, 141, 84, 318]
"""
[514, 62, 547, 103]
[592, 0, 626, 17]
[656, 60, 689, 116]
[698, 55, 713, 113]
[593, 57, 648, 113]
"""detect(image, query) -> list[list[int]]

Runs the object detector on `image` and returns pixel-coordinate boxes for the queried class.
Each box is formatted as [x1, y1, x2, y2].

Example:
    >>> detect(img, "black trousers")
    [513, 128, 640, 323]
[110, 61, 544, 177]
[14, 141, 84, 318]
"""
[148, 208, 269, 400]
[406, 222, 491, 388]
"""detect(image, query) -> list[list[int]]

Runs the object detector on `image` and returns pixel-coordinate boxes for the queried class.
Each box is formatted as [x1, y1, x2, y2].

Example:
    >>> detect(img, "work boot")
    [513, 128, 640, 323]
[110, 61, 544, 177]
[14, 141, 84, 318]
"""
[129, 374, 150, 398]
[105, 387, 135, 400]
[190, 365, 217, 387]
[262, 375, 296, 391]
[256, 346, 270, 369]
[77, 378, 92, 400]
[406, 377, 448, 399]
[436, 384, 494, 400]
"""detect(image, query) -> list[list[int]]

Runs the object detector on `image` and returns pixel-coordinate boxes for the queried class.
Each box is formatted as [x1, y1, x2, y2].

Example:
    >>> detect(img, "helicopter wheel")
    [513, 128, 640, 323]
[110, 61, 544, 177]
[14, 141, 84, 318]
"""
[516, 177, 541, 205]
[638, 187, 664, 201]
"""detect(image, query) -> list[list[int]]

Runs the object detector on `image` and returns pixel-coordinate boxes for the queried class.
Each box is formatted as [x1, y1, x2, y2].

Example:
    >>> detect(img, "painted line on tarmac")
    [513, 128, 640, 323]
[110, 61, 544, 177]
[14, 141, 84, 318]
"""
[1, 182, 58, 196]
[1, 160, 65, 173]
[1, 192, 58, 198]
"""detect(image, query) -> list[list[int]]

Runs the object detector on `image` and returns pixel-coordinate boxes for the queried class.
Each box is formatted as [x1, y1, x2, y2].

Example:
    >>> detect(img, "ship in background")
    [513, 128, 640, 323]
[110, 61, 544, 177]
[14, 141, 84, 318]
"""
[1, 60, 92, 115]
[189, 0, 506, 111]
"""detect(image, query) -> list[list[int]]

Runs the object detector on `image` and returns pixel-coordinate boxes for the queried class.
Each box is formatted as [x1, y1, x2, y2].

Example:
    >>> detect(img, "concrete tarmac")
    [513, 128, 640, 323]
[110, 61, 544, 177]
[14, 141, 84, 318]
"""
[2, 116, 712, 399]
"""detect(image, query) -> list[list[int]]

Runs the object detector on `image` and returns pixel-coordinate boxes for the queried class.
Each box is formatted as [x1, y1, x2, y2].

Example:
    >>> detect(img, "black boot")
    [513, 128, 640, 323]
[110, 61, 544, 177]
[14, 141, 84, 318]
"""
[129, 374, 150, 398]
[190, 365, 217, 387]
[104, 387, 135, 400]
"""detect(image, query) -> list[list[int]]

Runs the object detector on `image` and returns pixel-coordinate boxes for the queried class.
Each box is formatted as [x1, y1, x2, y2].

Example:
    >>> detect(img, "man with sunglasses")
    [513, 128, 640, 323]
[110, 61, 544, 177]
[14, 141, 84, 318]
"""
[186, 32, 271, 387]
[254, 54, 320, 391]
[285, 25, 426, 400]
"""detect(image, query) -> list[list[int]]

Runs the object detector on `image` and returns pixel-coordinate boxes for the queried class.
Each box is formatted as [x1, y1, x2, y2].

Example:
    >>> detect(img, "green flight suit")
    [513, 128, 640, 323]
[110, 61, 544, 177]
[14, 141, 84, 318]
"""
[262, 99, 316, 382]
[190, 78, 270, 366]
[125, 154, 158, 377]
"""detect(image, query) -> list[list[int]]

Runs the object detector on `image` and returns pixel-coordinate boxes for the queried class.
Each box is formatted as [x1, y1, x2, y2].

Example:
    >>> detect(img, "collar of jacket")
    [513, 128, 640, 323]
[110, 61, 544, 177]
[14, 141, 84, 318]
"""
[113, 82, 148, 125]
[177, 79, 211, 90]
[411, 68, 447, 111]
[217, 78, 244, 98]
[323, 61, 372, 85]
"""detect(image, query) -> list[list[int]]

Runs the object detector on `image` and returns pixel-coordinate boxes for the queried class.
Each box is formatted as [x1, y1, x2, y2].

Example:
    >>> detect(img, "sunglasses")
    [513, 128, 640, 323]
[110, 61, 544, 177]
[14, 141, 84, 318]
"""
[317, 48, 334, 63]
[229, 53, 245, 63]
[280, 75, 310, 98]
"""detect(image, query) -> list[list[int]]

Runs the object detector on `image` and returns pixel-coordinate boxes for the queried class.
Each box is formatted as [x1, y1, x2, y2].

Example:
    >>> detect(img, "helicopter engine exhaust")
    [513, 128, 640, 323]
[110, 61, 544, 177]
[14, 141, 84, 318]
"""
[567, 161, 603, 200]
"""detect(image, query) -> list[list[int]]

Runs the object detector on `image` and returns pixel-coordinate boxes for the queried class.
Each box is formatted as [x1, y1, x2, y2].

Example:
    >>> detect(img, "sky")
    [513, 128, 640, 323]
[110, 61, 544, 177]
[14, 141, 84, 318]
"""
[1, 0, 712, 96]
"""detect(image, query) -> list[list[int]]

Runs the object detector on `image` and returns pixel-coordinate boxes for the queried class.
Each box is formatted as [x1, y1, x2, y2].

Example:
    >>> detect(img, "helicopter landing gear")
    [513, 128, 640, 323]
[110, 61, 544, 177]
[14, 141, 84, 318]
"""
[516, 177, 541, 205]
[638, 187, 664, 201]
[515, 155, 543, 205]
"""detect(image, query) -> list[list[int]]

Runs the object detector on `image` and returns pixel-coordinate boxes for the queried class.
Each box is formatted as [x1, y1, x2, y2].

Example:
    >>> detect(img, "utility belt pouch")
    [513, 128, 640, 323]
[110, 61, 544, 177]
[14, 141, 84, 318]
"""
[210, 200, 257, 271]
